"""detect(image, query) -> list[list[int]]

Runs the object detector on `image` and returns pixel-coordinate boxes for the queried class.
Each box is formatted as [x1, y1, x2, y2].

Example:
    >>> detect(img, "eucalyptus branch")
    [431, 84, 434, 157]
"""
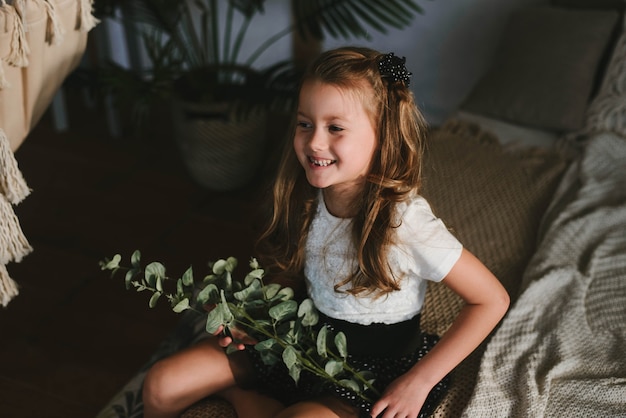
[228, 301, 378, 400]
[100, 251, 380, 403]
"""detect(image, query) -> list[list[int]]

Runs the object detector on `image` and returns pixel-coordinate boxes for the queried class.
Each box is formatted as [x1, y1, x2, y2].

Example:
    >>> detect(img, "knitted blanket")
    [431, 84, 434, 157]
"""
[463, 132, 626, 417]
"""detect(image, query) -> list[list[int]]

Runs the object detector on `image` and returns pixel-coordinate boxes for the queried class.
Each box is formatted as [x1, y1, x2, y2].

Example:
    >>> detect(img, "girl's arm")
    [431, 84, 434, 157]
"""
[371, 248, 510, 418]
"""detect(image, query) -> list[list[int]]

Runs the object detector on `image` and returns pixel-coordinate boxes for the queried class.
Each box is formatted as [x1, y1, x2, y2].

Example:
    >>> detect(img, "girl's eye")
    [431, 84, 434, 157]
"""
[297, 121, 312, 129]
[329, 125, 343, 132]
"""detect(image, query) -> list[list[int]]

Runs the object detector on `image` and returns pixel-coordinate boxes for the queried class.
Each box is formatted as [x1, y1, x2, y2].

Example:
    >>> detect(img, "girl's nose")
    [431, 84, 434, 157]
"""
[308, 129, 327, 151]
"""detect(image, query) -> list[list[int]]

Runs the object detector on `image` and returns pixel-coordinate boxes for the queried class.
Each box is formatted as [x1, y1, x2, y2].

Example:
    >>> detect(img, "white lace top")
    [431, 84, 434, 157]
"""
[304, 192, 462, 325]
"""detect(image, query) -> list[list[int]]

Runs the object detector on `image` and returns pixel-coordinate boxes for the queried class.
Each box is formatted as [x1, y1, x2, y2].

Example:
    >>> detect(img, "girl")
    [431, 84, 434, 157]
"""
[142, 47, 510, 418]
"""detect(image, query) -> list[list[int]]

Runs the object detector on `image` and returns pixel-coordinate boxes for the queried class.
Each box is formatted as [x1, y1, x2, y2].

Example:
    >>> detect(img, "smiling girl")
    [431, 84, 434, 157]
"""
[141, 47, 510, 418]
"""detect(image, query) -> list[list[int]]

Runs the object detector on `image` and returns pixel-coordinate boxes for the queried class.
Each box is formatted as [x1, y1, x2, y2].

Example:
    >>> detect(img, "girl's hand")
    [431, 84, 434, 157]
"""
[204, 304, 258, 350]
[213, 325, 258, 351]
[370, 371, 432, 418]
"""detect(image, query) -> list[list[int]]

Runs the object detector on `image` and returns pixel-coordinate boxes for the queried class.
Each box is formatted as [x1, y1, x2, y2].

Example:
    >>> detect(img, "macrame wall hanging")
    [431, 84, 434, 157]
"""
[0, 0, 98, 306]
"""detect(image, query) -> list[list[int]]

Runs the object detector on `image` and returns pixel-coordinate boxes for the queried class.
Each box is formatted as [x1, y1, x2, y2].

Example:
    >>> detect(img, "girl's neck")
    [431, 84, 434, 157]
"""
[322, 186, 362, 218]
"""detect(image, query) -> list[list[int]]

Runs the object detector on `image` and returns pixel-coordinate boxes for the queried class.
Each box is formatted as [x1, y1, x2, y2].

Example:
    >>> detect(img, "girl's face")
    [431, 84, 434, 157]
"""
[294, 80, 378, 197]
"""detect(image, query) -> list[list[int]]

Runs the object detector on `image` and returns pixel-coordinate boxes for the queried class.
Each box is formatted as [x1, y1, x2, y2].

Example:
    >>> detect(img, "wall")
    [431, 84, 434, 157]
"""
[95, 0, 548, 126]
[323, 0, 546, 123]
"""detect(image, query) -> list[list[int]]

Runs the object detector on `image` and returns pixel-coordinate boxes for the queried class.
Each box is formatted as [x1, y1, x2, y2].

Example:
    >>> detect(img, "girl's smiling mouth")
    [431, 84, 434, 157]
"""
[308, 156, 337, 167]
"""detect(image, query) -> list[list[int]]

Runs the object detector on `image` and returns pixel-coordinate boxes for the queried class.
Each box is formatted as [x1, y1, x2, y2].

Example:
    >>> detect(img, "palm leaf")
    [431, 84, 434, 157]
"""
[292, 0, 425, 41]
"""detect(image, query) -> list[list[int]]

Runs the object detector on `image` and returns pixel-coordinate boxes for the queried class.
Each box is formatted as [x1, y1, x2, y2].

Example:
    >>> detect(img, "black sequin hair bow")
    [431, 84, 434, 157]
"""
[378, 52, 411, 87]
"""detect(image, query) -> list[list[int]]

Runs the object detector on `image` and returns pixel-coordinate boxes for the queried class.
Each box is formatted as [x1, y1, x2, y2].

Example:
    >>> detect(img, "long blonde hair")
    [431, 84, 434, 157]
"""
[256, 46, 428, 296]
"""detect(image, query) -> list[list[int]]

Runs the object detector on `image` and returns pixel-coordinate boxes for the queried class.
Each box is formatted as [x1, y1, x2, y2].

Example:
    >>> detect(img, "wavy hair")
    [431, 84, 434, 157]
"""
[256, 46, 428, 296]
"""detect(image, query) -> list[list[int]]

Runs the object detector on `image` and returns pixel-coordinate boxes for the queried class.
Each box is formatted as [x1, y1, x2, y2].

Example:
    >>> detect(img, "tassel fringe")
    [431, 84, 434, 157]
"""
[43, 0, 66, 45]
[0, 129, 31, 204]
[0, 193, 33, 265]
[0, 264, 19, 308]
[76, 0, 99, 32]
[6, 0, 30, 67]
[6, 1, 30, 67]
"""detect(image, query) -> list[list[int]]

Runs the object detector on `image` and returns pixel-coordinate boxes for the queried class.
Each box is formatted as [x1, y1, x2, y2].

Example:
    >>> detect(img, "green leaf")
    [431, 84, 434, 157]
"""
[101, 254, 121, 270]
[282, 345, 298, 370]
[297, 298, 319, 327]
[220, 291, 234, 324]
[149, 291, 161, 308]
[213, 257, 238, 274]
[324, 360, 343, 377]
[358, 370, 376, 386]
[176, 278, 184, 297]
[145, 262, 166, 287]
[124, 269, 138, 290]
[234, 279, 261, 301]
[288, 363, 301, 384]
[339, 379, 360, 393]
[197, 283, 218, 305]
[244, 268, 264, 285]
[203, 273, 217, 284]
[254, 338, 276, 352]
[172, 298, 190, 313]
[130, 250, 141, 268]
[181, 266, 194, 286]
[316, 324, 328, 357]
[205, 305, 224, 334]
[269, 300, 297, 322]
[249, 257, 259, 269]
[223, 271, 233, 290]
[212, 259, 227, 274]
[262, 283, 281, 300]
[225, 257, 238, 272]
[156, 276, 163, 292]
[335, 332, 348, 359]
[284, 321, 300, 345]
[275, 287, 294, 301]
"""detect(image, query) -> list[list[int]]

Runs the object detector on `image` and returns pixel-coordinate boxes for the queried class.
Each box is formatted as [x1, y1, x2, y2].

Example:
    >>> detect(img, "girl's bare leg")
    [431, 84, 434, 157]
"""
[142, 337, 254, 418]
[275, 397, 360, 418]
[219, 386, 285, 418]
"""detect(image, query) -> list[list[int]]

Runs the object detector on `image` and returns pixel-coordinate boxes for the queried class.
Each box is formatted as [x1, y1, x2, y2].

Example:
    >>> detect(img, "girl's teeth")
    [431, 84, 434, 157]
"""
[310, 157, 335, 166]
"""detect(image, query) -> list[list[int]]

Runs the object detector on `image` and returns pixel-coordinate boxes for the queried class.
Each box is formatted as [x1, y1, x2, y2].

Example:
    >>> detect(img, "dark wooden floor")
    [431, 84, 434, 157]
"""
[0, 92, 268, 417]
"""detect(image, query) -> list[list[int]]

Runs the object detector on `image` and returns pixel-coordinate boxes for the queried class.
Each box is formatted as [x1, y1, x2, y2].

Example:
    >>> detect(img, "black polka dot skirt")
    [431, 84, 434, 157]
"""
[244, 314, 450, 418]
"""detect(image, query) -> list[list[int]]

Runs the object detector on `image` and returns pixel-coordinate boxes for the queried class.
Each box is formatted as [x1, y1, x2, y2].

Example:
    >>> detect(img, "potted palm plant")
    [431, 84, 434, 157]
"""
[99, 0, 426, 190]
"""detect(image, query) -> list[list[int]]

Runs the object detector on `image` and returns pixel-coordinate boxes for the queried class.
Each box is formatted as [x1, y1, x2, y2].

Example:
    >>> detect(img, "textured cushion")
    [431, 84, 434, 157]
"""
[461, 6, 619, 132]
[181, 396, 237, 418]
[419, 119, 568, 417]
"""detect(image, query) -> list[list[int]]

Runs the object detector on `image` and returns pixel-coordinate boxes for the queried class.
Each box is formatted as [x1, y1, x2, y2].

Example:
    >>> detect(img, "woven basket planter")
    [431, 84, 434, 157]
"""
[172, 100, 267, 191]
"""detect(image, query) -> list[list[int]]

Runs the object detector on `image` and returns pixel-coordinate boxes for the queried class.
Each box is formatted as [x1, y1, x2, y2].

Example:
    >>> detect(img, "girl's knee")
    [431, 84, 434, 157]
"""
[142, 360, 180, 413]
[142, 340, 241, 415]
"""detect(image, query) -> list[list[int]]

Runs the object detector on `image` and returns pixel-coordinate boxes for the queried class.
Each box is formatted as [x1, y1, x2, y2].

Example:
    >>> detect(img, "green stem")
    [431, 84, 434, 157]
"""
[328, 350, 380, 396]
[227, 304, 377, 403]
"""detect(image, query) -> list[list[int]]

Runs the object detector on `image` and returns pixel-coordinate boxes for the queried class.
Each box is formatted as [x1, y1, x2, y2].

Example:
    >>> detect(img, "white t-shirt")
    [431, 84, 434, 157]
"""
[304, 192, 462, 325]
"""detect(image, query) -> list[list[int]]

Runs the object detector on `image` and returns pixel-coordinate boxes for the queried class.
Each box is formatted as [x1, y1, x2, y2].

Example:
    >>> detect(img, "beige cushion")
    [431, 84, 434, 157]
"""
[419, 119, 568, 417]
[461, 6, 619, 133]
[0, 0, 88, 151]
